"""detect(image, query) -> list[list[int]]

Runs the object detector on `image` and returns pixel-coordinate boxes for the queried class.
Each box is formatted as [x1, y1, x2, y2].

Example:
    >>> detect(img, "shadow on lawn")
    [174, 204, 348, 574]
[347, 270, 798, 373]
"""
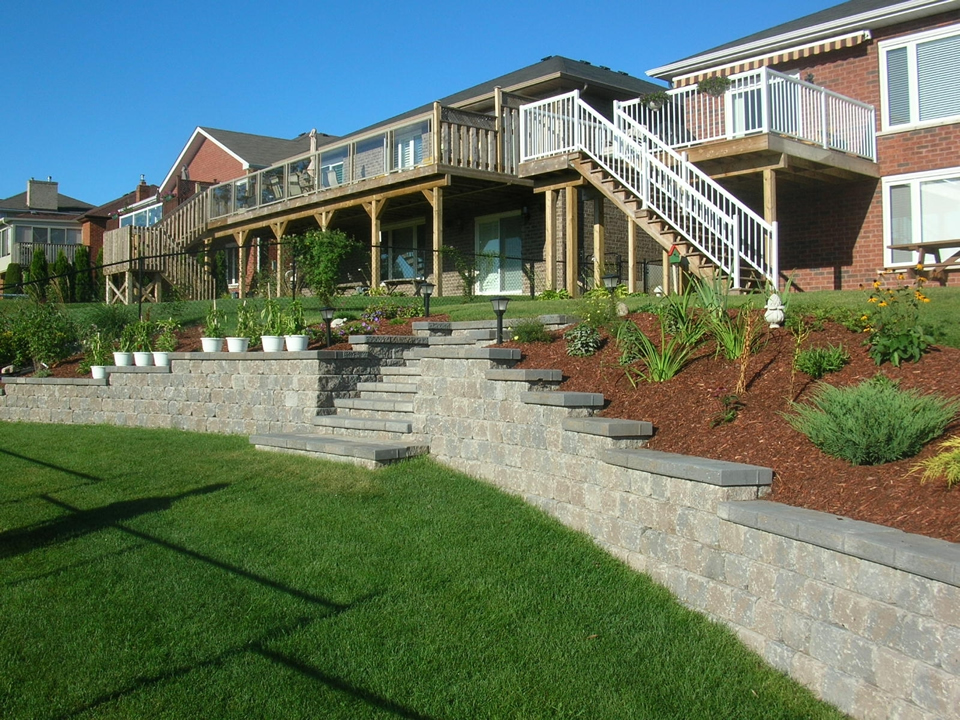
[0, 484, 229, 560]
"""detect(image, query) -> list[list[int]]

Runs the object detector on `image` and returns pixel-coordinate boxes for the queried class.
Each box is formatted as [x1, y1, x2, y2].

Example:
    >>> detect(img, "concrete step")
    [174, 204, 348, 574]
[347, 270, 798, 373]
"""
[380, 366, 422, 379]
[358, 390, 418, 403]
[312, 414, 415, 434]
[250, 433, 428, 469]
[356, 381, 419, 394]
[334, 397, 415, 413]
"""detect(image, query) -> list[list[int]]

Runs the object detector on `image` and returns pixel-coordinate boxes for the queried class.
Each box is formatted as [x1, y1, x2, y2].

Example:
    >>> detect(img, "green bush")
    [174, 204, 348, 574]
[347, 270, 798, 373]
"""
[913, 437, 960, 489]
[81, 304, 136, 344]
[511, 318, 552, 344]
[10, 301, 78, 369]
[537, 289, 571, 301]
[863, 274, 934, 366]
[4, 263, 23, 295]
[710, 309, 764, 361]
[73, 245, 94, 303]
[51, 249, 73, 303]
[794, 344, 850, 379]
[577, 293, 618, 329]
[784, 375, 959, 465]
[564, 323, 603, 357]
[293, 229, 360, 303]
[29, 248, 49, 300]
[616, 317, 705, 384]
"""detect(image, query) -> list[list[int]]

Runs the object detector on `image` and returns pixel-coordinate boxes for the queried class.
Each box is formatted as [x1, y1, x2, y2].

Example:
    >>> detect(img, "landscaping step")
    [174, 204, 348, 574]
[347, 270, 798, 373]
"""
[357, 390, 418, 402]
[334, 398, 415, 413]
[312, 414, 415, 434]
[249, 433, 428, 469]
[380, 366, 422, 380]
[356, 381, 419, 394]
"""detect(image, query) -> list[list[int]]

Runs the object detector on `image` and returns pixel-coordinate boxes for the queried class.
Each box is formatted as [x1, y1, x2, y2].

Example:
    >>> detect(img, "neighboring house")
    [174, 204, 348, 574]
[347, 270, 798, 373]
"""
[642, 0, 960, 290]
[0, 178, 93, 288]
[79, 177, 161, 262]
[102, 56, 666, 302]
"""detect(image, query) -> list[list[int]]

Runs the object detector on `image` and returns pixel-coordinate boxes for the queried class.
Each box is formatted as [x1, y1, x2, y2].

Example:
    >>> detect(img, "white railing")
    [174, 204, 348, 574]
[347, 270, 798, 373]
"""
[618, 67, 876, 161]
[521, 90, 777, 287]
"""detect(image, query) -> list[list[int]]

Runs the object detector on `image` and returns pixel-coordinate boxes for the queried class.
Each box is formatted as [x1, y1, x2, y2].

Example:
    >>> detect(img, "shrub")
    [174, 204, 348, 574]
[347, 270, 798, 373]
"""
[912, 437, 960, 489]
[292, 229, 360, 304]
[51, 250, 73, 303]
[73, 245, 94, 303]
[511, 318, 552, 344]
[10, 301, 78, 369]
[564, 323, 602, 357]
[794, 344, 850, 379]
[81, 304, 135, 344]
[235, 300, 260, 344]
[862, 272, 934, 366]
[710, 308, 764, 361]
[784, 375, 959, 465]
[537, 289, 571, 301]
[4, 263, 23, 295]
[362, 298, 424, 323]
[203, 303, 226, 338]
[577, 293, 618, 330]
[29, 248, 49, 300]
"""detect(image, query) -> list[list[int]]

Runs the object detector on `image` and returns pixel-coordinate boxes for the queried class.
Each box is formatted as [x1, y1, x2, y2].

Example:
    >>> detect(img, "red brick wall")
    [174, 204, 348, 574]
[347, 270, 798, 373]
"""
[761, 10, 960, 290]
[187, 137, 244, 185]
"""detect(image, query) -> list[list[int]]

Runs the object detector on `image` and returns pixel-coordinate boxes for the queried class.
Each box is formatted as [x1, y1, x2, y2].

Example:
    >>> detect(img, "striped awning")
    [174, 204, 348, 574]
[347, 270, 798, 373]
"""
[673, 30, 872, 87]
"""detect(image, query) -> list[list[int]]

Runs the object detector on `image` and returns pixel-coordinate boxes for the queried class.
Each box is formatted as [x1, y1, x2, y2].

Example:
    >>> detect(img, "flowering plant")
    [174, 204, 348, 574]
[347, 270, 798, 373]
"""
[861, 269, 934, 367]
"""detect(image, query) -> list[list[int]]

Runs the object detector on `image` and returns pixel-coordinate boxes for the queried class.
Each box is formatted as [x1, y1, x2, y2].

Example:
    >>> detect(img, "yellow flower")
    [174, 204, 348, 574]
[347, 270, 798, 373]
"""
[916, 263, 924, 271]
[923, 297, 931, 303]
[878, 301, 887, 307]
[897, 273, 905, 280]
[860, 314, 868, 321]
[868, 297, 878, 303]
[873, 280, 882, 289]
[863, 327, 873, 333]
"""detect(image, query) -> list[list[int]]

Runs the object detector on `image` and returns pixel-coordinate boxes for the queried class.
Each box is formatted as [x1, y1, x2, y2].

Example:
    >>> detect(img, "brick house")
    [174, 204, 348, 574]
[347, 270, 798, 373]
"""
[643, 0, 960, 290]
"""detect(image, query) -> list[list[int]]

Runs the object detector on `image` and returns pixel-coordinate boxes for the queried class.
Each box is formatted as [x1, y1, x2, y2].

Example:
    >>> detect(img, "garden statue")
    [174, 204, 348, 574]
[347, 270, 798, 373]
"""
[764, 293, 785, 328]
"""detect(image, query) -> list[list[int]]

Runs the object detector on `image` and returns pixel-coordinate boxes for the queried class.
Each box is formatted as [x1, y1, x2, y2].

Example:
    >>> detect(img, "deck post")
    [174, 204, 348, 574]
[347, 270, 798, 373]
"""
[236, 229, 250, 299]
[627, 220, 637, 293]
[565, 185, 579, 297]
[431, 187, 444, 296]
[494, 86, 503, 173]
[763, 168, 778, 289]
[364, 199, 386, 288]
[544, 188, 557, 291]
[593, 197, 605, 289]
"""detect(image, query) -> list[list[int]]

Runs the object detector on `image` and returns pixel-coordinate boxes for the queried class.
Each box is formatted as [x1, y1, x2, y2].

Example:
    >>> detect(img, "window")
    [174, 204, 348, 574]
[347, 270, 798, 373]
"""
[14, 226, 80, 245]
[380, 222, 425, 282]
[393, 121, 427, 171]
[224, 243, 239, 286]
[883, 167, 960, 265]
[475, 212, 523, 295]
[119, 202, 162, 227]
[880, 24, 960, 130]
[0, 227, 10, 257]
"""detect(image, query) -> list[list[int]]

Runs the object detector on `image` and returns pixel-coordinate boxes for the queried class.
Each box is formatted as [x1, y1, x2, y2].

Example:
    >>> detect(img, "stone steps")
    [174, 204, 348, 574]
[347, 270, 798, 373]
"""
[334, 397, 415, 414]
[355, 381, 419, 394]
[249, 432, 428, 469]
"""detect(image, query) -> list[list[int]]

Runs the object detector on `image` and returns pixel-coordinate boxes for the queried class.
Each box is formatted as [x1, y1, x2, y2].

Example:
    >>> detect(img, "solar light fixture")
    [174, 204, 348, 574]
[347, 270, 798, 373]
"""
[490, 296, 510, 344]
[320, 306, 335, 348]
[602, 273, 619, 291]
[421, 281, 435, 317]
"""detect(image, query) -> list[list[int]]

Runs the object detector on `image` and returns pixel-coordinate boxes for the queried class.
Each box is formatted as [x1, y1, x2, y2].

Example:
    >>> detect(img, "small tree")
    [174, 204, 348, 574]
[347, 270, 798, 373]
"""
[29, 248, 49, 300]
[291, 229, 359, 304]
[4, 263, 23, 295]
[51, 249, 73, 303]
[213, 250, 228, 298]
[73, 245, 94, 303]
[94, 248, 105, 301]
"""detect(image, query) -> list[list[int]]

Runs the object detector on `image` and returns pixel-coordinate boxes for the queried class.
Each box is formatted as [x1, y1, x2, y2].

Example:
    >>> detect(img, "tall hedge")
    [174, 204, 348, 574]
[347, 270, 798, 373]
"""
[4, 263, 22, 295]
[52, 249, 73, 303]
[29, 248, 49, 300]
[73, 245, 94, 303]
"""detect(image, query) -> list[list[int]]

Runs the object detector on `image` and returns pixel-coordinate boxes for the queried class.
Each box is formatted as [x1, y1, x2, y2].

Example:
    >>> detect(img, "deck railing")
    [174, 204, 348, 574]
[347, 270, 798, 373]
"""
[12, 241, 82, 266]
[103, 225, 216, 300]
[618, 68, 877, 161]
[520, 90, 777, 287]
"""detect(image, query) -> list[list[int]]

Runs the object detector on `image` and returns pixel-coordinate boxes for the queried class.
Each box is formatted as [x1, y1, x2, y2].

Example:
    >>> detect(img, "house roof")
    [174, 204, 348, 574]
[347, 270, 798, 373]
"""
[0, 191, 93, 218]
[80, 185, 160, 220]
[346, 55, 664, 138]
[158, 127, 337, 195]
[648, 0, 960, 80]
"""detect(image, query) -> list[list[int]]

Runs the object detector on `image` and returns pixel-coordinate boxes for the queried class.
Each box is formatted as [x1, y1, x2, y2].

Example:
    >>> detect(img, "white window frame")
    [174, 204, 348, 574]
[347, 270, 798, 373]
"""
[474, 210, 524, 296]
[380, 219, 425, 282]
[882, 165, 960, 266]
[878, 23, 960, 133]
[119, 201, 162, 228]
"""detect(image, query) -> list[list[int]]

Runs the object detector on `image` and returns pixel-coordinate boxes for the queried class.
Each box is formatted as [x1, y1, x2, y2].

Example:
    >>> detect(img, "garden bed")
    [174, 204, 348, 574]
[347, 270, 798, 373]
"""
[506, 314, 960, 543]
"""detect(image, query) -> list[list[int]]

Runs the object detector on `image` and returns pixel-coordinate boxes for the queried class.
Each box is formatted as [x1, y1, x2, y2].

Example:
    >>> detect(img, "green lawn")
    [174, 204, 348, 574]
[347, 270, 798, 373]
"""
[0, 423, 844, 719]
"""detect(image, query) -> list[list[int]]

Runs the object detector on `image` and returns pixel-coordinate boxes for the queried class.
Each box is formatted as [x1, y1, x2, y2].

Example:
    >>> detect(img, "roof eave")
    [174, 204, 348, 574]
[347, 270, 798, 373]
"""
[648, 0, 960, 80]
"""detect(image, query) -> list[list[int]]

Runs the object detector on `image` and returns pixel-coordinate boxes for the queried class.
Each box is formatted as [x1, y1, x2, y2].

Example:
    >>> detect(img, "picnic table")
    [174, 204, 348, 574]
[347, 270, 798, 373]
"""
[888, 238, 960, 279]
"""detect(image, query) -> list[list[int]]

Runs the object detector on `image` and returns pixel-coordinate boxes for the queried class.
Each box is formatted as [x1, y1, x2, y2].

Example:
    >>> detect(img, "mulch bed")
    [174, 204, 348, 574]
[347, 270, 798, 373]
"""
[28, 312, 960, 542]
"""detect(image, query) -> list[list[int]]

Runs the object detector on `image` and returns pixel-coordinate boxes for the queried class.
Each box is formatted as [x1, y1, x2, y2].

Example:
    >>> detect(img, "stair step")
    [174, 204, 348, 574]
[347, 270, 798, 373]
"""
[334, 398, 415, 413]
[356, 381, 419, 394]
[312, 415, 414, 434]
[250, 433, 427, 468]
[380, 366, 422, 377]
[359, 390, 418, 402]
[426, 336, 477, 346]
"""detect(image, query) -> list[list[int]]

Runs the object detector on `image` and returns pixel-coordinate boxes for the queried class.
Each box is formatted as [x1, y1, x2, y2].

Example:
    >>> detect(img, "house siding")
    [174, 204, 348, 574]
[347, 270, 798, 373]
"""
[764, 9, 960, 290]
[188, 137, 245, 185]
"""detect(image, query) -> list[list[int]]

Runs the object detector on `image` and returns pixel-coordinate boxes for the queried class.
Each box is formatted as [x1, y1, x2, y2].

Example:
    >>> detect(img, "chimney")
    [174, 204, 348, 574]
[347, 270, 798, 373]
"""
[135, 174, 152, 203]
[26, 178, 59, 211]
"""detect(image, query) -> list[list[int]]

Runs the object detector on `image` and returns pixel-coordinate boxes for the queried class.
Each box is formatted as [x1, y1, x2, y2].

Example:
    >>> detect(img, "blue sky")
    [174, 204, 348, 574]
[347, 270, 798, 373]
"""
[3, 0, 840, 206]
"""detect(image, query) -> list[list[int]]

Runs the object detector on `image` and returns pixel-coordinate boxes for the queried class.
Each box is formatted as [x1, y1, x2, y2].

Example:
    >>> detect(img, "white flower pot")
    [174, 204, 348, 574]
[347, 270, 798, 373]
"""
[200, 337, 223, 353]
[261, 335, 284, 352]
[285, 334, 309, 352]
[133, 351, 153, 367]
[226, 337, 249, 353]
[152, 351, 170, 367]
[91, 365, 107, 379]
[113, 351, 133, 367]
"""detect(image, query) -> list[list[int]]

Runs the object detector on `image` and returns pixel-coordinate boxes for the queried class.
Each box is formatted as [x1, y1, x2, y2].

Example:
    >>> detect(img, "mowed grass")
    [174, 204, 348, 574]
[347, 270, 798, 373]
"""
[0, 423, 844, 719]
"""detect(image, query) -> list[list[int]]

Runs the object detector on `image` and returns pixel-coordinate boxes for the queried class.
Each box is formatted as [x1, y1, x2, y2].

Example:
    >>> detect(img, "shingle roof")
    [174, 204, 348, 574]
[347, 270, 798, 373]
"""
[0, 191, 93, 216]
[80, 185, 160, 219]
[199, 128, 320, 168]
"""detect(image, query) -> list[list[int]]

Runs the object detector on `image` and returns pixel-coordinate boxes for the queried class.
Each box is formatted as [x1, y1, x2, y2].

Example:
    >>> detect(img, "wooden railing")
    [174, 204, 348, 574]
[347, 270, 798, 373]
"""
[12, 241, 81, 266]
[103, 225, 215, 300]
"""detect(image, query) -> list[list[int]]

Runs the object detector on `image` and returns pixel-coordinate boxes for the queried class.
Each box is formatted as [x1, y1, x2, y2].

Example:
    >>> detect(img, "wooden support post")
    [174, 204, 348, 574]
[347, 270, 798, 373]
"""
[314, 209, 336, 231]
[364, 199, 387, 288]
[271, 221, 289, 294]
[544, 189, 557, 291]
[433, 102, 442, 164]
[236, 229, 250, 299]
[662, 247, 670, 295]
[565, 185, 579, 297]
[494, 86, 503, 173]
[763, 168, 778, 289]
[627, 220, 637, 294]
[593, 197, 605, 288]
[422, 187, 444, 296]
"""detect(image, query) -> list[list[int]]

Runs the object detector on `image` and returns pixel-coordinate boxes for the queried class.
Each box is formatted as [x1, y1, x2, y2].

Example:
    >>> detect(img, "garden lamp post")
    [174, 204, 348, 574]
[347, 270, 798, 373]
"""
[421, 281, 435, 318]
[491, 296, 509, 345]
[602, 273, 619, 293]
[320, 306, 335, 348]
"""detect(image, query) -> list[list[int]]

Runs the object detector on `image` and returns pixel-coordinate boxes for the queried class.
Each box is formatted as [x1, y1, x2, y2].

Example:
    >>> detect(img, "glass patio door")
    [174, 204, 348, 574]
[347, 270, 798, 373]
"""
[476, 213, 523, 295]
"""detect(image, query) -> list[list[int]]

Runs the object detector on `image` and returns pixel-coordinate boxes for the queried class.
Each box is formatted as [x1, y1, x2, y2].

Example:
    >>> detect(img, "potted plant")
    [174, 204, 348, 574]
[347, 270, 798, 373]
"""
[113, 326, 135, 367]
[131, 320, 155, 366]
[228, 300, 257, 352]
[259, 298, 285, 352]
[697, 75, 731, 97]
[83, 330, 110, 379]
[153, 319, 179, 366]
[283, 299, 309, 351]
[640, 90, 672, 112]
[201, 303, 226, 353]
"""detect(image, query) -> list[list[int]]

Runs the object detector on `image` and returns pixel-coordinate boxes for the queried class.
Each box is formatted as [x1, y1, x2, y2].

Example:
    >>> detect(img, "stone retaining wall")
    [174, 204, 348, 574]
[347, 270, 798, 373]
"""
[0, 351, 380, 435]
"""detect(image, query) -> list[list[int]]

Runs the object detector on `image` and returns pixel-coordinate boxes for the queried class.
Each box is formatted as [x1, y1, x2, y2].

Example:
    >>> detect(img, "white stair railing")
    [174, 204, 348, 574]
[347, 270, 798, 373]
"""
[614, 104, 777, 284]
[521, 90, 778, 287]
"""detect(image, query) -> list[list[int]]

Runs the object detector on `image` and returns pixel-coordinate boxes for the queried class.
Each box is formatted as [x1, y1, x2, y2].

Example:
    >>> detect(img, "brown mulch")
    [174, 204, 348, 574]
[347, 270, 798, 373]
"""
[29, 312, 960, 542]
[505, 315, 960, 543]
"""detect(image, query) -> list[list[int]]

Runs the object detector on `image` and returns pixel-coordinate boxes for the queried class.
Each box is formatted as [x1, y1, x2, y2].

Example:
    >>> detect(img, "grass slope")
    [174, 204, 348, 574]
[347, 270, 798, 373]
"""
[0, 423, 843, 719]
